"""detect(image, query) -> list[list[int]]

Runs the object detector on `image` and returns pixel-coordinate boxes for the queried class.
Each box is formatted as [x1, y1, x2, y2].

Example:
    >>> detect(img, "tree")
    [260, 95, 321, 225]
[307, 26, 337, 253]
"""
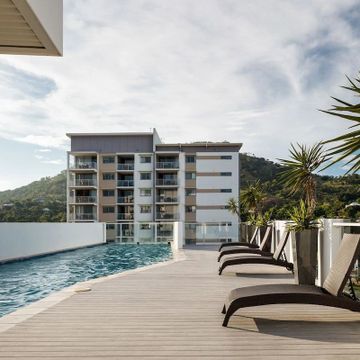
[240, 180, 266, 216]
[278, 143, 326, 216]
[321, 73, 360, 174]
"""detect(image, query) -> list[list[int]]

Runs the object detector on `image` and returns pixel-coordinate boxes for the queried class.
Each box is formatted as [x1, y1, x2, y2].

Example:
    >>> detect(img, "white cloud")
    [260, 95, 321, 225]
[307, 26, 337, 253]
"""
[0, 0, 359, 166]
[41, 159, 64, 165]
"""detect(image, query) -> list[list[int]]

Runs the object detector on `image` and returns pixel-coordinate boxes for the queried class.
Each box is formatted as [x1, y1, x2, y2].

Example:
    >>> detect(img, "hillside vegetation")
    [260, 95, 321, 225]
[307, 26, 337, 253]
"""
[0, 156, 358, 222]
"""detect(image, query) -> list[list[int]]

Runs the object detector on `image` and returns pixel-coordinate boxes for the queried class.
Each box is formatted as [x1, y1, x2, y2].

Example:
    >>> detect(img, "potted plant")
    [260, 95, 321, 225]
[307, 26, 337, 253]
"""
[287, 200, 320, 284]
[278, 143, 327, 285]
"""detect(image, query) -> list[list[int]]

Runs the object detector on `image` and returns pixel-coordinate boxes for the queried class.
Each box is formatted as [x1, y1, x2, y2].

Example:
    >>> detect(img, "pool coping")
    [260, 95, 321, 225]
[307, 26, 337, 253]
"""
[0, 246, 186, 333]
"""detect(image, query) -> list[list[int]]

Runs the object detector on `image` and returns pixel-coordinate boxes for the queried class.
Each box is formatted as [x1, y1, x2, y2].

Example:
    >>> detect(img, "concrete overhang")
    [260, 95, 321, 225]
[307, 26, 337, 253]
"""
[0, 0, 63, 56]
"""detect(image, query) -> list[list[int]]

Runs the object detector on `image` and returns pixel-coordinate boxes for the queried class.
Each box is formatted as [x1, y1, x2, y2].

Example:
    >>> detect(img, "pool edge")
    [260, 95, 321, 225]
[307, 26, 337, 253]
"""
[0, 247, 186, 333]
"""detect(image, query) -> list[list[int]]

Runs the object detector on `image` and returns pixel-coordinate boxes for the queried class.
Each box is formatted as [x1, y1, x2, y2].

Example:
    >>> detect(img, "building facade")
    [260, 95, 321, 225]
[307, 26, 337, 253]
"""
[66, 129, 242, 244]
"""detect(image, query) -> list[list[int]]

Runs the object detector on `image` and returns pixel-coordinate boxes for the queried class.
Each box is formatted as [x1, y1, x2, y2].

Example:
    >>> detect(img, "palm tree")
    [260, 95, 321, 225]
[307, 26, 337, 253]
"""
[321, 73, 360, 174]
[278, 143, 327, 216]
[227, 197, 241, 219]
[240, 180, 266, 216]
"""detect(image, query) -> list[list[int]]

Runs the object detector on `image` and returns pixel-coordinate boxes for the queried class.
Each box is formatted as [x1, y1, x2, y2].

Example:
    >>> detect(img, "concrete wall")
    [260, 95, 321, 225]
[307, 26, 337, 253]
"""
[0, 223, 106, 263]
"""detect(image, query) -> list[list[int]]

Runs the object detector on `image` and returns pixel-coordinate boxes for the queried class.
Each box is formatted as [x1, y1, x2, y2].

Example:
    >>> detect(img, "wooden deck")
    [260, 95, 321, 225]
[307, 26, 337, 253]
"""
[1, 246, 360, 359]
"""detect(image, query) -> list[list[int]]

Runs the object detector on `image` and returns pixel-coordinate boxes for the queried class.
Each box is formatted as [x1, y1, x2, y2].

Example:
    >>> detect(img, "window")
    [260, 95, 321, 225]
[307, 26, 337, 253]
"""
[140, 188, 152, 196]
[186, 205, 196, 213]
[185, 188, 196, 196]
[140, 223, 151, 230]
[106, 224, 115, 230]
[140, 156, 151, 163]
[185, 155, 195, 163]
[140, 172, 152, 180]
[102, 156, 115, 163]
[220, 155, 232, 160]
[103, 206, 115, 213]
[140, 205, 151, 213]
[103, 189, 115, 197]
[220, 189, 232, 193]
[103, 173, 115, 180]
[220, 172, 232, 176]
[185, 172, 196, 180]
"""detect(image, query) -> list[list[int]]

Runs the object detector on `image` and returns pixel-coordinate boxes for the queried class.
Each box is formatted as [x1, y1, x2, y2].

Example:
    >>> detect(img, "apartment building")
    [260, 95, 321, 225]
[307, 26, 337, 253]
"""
[67, 129, 242, 244]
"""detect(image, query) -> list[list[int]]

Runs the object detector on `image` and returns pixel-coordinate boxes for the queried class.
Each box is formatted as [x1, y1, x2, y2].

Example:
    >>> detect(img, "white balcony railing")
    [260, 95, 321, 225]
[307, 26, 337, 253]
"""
[117, 180, 134, 187]
[69, 179, 97, 187]
[117, 213, 134, 220]
[70, 162, 97, 170]
[117, 196, 134, 204]
[156, 179, 178, 186]
[69, 213, 96, 221]
[156, 196, 178, 203]
[69, 196, 97, 203]
[156, 212, 179, 220]
[156, 161, 179, 169]
[117, 164, 134, 171]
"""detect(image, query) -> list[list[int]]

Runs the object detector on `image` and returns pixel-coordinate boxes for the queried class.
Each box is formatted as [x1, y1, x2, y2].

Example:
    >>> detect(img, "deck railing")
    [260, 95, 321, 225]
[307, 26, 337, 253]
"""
[117, 180, 134, 187]
[117, 164, 134, 171]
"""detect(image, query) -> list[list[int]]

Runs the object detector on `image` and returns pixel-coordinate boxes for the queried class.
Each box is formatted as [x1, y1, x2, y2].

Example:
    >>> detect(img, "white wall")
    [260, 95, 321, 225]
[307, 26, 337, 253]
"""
[0, 222, 106, 263]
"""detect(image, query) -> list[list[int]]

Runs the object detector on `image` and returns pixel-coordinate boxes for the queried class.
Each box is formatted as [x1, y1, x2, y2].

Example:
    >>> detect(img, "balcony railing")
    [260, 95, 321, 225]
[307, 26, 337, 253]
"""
[69, 213, 96, 221]
[117, 164, 134, 171]
[156, 196, 178, 203]
[156, 179, 178, 186]
[156, 161, 179, 169]
[157, 230, 173, 237]
[117, 213, 134, 220]
[117, 196, 134, 204]
[69, 196, 97, 203]
[156, 213, 179, 220]
[118, 230, 134, 237]
[70, 162, 97, 170]
[117, 180, 134, 187]
[69, 179, 97, 187]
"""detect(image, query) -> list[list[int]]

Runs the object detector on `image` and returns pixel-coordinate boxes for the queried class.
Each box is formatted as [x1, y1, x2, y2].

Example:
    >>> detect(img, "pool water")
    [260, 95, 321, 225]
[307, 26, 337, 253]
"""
[0, 243, 172, 317]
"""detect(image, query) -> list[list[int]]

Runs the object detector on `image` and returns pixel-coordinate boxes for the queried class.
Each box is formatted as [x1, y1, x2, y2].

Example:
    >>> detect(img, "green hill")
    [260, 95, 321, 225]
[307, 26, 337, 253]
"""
[0, 155, 358, 222]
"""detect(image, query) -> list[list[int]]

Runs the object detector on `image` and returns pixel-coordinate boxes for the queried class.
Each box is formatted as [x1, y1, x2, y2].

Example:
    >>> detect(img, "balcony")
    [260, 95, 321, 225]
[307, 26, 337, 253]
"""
[156, 161, 179, 169]
[156, 179, 178, 186]
[69, 196, 97, 204]
[156, 196, 178, 203]
[117, 180, 134, 187]
[69, 162, 97, 170]
[117, 196, 134, 204]
[68, 179, 97, 187]
[156, 213, 179, 220]
[117, 164, 134, 171]
[117, 213, 134, 220]
[69, 213, 96, 221]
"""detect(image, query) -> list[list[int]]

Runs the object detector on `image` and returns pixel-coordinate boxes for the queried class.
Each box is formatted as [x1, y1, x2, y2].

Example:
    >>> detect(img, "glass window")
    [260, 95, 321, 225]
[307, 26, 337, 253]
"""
[140, 172, 151, 180]
[220, 189, 232, 193]
[106, 224, 115, 230]
[140, 205, 151, 213]
[140, 188, 152, 196]
[103, 173, 115, 180]
[185, 155, 195, 163]
[140, 156, 152, 163]
[102, 156, 115, 163]
[220, 155, 232, 160]
[103, 189, 115, 197]
[220, 172, 232, 176]
[186, 205, 196, 213]
[103, 206, 115, 213]
[185, 172, 196, 180]
[185, 188, 196, 196]
[140, 223, 152, 230]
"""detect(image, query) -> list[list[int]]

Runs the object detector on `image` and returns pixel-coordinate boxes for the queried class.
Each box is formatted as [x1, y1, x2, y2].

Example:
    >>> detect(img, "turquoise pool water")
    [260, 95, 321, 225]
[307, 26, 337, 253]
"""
[0, 244, 172, 317]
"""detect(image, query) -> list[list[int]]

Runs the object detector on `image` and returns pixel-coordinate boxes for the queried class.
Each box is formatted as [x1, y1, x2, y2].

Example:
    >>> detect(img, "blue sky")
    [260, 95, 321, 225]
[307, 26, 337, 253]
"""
[0, 0, 359, 190]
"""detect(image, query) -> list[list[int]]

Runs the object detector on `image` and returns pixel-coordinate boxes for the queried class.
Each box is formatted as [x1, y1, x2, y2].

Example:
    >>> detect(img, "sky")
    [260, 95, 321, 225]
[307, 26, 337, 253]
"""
[0, 0, 359, 190]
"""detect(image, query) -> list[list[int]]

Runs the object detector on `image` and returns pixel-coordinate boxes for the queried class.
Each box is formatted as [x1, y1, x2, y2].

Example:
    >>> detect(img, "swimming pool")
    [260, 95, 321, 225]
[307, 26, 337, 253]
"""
[0, 243, 172, 317]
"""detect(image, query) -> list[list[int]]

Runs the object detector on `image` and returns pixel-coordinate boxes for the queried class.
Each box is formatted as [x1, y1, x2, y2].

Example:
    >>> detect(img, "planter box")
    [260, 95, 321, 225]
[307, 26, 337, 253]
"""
[292, 228, 318, 285]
